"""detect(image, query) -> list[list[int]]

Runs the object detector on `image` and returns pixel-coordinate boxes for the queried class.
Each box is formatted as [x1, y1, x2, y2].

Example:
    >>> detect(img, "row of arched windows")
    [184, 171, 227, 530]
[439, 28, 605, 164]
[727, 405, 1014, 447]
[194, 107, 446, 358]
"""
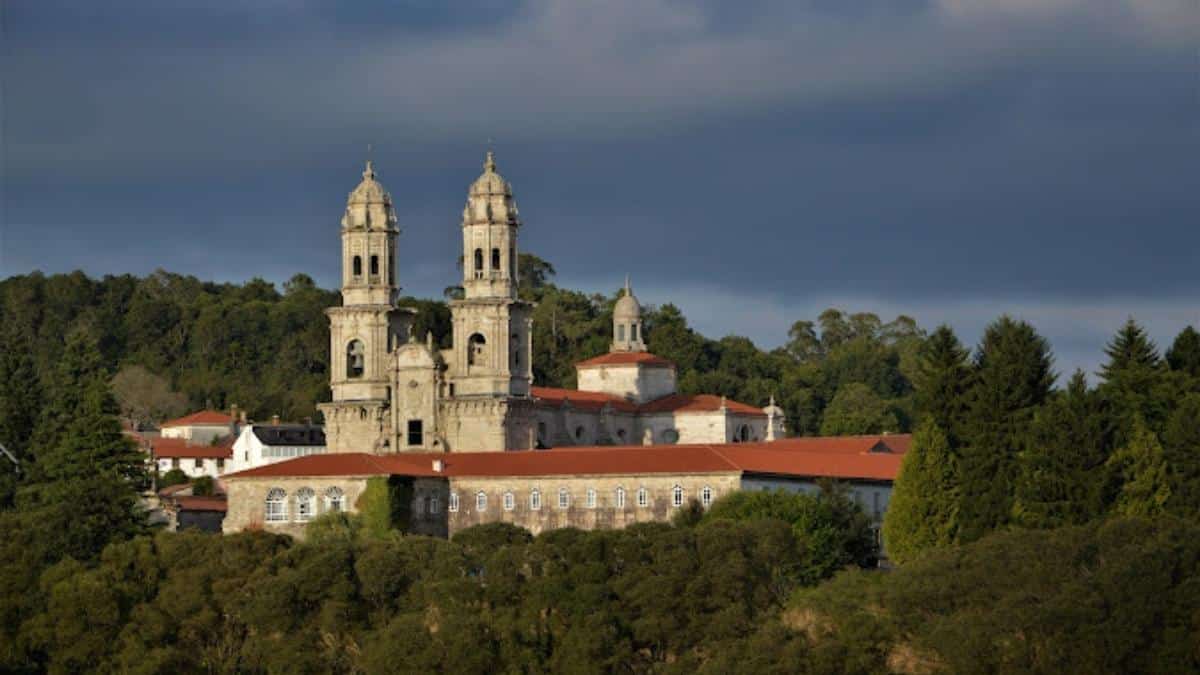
[264, 486, 345, 523]
[351, 255, 383, 277]
[470, 246, 516, 280]
[448, 485, 715, 513]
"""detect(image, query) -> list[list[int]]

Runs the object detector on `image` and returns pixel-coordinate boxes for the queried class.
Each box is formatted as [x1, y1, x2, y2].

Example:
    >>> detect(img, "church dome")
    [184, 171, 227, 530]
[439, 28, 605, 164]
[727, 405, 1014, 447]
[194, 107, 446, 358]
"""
[469, 151, 513, 197]
[347, 161, 393, 207]
[614, 278, 641, 320]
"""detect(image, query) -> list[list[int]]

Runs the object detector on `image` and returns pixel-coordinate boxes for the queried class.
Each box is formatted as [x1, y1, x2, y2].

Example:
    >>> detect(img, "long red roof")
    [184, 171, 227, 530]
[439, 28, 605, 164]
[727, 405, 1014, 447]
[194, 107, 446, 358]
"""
[224, 434, 910, 483]
[152, 437, 233, 459]
[575, 352, 675, 369]
[637, 393, 766, 417]
[161, 410, 234, 428]
[531, 387, 639, 413]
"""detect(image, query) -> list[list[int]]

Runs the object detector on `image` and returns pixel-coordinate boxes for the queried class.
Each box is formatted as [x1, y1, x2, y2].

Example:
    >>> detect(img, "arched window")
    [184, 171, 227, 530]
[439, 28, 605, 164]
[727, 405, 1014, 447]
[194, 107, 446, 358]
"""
[637, 487, 649, 508]
[672, 485, 684, 508]
[467, 333, 487, 367]
[473, 248, 484, 278]
[347, 340, 365, 378]
[509, 245, 516, 278]
[352, 255, 363, 277]
[617, 324, 625, 341]
[295, 487, 316, 521]
[530, 489, 542, 511]
[370, 255, 379, 276]
[448, 492, 459, 512]
[491, 247, 501, 272]
[475, 491, 488, 512]
[504, 492, 515, 511]
[586, 488, 597, 508]
[537, 422, 548, 448]
[736, 424, 751, 442]
[558, 487, 570, 509]
[615, 486, 626, 509]
[325, 486, 345, 513]
[701, 485, 713, 507]
[662, 428, 679, 444]
[265, 488, 287, 522]
[616, 428, 627, 443]
[430, 495, 440, 514]
[574, 426, 586, 442]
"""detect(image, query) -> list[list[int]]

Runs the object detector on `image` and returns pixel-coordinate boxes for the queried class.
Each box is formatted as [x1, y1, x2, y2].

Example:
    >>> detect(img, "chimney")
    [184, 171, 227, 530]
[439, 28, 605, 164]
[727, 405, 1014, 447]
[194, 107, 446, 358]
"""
[432, 459, 444, 473]
[271, 414, 281, 426]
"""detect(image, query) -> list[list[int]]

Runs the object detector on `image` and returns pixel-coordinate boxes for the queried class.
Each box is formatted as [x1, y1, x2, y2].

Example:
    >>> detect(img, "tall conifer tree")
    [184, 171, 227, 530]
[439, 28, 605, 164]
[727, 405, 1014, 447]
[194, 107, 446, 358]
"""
[1161, 393, 1200, 517]
[912, 325, 972, 446]
[1166, 326, 1200, 379]
[1098, 319, 1171, 439]
[1012, 371, 1110, 528]
[0, 323, 42, 507]
[881, 419, 959, 564]
[1105, 416, 1171, 518]
[958, 316, 1054, 543]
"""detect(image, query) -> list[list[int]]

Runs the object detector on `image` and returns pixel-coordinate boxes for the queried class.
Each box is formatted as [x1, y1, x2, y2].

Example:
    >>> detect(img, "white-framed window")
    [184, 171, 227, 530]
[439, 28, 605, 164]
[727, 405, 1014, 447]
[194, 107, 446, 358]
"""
[414, 495, 426, 515]
[448, 492, 459, 512]
[701, 485, 713, 507]
[672, 485, 684, 508]
[637, 487, 649, 508]
[194, 458, 203, 470]
[430, 495, 440, 514]
[586, 488, 597, 508]
[265, 488, 288, 522]
[530, 489, 542, 511]
[476, 491, 488, 512]
[558, 488, 570, 509]
[615, 486, 626, 509]
[295, 487, 316, 521]
[504, 492, 515, 511]
[325, 486, 345, 513]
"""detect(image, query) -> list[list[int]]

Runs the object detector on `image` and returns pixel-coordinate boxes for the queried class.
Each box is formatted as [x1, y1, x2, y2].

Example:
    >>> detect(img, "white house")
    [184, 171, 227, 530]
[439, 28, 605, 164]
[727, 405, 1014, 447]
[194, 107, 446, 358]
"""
[151, 437, 234, 479]
[225, 423, 328, 475]
[159, 410, 237, 445]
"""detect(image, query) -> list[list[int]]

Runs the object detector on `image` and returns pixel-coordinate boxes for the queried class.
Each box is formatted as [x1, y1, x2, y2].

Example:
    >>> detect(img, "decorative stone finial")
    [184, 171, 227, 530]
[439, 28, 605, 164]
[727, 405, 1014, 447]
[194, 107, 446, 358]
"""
[426, 331, 434, 349]
[720, 395, 727, 411]
[769, 394, 776, 407]
[363, 159, 375, 180]
[484, 150, 496, 173]
[624, 274, 631, 296]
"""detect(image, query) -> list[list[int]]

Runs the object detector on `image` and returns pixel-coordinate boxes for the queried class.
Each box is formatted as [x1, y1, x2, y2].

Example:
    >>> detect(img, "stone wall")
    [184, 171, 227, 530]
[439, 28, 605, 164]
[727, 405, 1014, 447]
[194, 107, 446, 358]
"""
[576, 364, 676, 404]
[446, 472, 742, 536]
[223, 475, 372, 537]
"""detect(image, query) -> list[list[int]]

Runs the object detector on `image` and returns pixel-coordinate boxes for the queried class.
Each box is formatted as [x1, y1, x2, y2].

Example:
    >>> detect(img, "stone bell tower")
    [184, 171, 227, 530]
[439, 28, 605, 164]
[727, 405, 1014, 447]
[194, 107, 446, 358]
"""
[319, 161, 415, 454]
[441, 151, 536, 451]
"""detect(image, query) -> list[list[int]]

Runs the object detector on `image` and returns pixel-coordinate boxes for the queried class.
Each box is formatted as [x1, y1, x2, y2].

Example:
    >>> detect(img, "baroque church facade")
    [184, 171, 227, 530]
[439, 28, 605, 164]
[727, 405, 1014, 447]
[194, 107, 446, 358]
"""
[318, 153, 785, 455]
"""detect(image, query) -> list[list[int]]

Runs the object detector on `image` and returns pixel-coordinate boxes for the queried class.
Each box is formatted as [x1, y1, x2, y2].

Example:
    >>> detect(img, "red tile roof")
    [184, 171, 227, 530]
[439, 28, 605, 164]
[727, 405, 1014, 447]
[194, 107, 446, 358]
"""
[531, 386, 639, 413]
[638, 393, 766, 417]
[224, 434, 911, 483]
[575, 352, 675, 369]
[764, 434, 911, 455]
[161, 410, 234, 428]
[173, 496, 228, 512]
[152, 437, 233, 459]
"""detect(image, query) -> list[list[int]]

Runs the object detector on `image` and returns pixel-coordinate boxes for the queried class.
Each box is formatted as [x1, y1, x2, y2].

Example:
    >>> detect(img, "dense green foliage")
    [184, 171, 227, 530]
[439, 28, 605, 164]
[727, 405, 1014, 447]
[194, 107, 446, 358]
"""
[880, 420, 958, 565]
[733, 517, 1200, 674]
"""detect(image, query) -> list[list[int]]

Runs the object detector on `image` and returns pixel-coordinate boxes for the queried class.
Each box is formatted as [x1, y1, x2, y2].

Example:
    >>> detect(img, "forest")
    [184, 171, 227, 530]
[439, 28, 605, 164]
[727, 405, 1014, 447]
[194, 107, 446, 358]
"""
[1, 265, 1199, 672]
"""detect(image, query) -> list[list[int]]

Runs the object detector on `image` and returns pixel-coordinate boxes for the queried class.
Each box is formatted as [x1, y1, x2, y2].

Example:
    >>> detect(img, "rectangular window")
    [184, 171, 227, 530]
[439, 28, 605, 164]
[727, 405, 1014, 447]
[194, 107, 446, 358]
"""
[407, 420, 423, 446]
[448, 492, 459, 512]
[504, 492, 515, 511]
[194, 459, 203, 470]
[172, 458, 180, 469]
[558, 489, 570, 509]
[476, 492, 487, 512]
[430, 495, 440, 514]
[217, 458, 225, 471]
[586, 488, 597, 508]
[630, 324, 638, 341]
[617, 324, 625, 341]
[637, 488, 649, 508]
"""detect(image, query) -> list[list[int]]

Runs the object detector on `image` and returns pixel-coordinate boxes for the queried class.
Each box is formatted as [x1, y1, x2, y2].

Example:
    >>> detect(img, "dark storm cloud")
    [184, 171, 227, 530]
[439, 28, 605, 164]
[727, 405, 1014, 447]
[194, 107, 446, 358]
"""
[2, 0, 1197, 374]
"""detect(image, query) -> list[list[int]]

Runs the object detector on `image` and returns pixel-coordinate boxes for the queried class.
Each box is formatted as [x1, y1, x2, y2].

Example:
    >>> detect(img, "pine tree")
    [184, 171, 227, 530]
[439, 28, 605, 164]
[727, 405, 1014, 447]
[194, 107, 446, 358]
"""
[1161, 393, 1200, 517]
[912, 325, 972, 446]
[1105, 416, 1170, 518]
[881, 418, 959, 564]
[1012, 371, 1110, 528]
[1166, 326, 1200, 379]
[0, 323, 42, 507]
[1098, 318, 1173, 440]
[958, 316, 1054, 543]
[30, 326, 107, 462]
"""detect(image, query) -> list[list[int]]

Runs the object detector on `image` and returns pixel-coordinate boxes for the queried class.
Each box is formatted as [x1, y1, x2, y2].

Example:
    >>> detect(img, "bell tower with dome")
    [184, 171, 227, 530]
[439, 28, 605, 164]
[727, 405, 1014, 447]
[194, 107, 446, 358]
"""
[441, 151, 537, 451]
[319, 161, 415, 454]
[611, 276, 647, 353]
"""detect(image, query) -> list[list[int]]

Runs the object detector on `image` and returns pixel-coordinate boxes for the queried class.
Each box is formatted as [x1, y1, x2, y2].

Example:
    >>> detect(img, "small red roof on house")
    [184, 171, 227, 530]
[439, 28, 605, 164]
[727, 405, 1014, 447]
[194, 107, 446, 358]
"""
[224, 434, 911, 483]
[575, 352, 675, 369]
[173, 496, 228, 512]
[161, 410, 234, 428]
[151, 437, 233, 459]
[531, 386, 639, 413]
[638, 393, 766, 417]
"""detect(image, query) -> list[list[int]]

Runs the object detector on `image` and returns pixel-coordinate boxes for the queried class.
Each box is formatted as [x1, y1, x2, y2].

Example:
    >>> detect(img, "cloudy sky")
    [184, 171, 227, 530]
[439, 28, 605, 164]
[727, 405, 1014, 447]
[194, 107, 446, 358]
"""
[3, 0, 1197, 378]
